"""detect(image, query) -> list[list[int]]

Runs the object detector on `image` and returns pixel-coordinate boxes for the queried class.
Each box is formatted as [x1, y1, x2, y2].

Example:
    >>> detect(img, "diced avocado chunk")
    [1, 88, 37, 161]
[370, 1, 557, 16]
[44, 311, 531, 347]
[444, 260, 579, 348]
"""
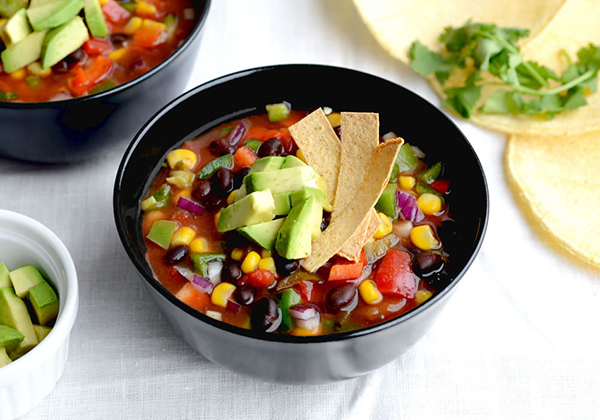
[244, 166, 321, 195]
[33, 324, 52, 342]
[9, 265, 45, 299]
[29, 0, 59, 8]
[0, 263, 10, 289]
[0, 347, 12, 367]
[29, 281, 59, 325]
[40, 16, 89, 69]
[27, 0, 84, 32]
[290, 187, 332, 213]
[234, 183, 247, 202]
[0, 8, 31, 46]
[275, 195, 322, 259]
[83, 0, 107, 37]
[281, 155, 306, 169]
[147, 220, 178, 249]
[248, 156, 285, 174]
[238, 218, 285, 250]
[0, 29, 48, 73]
[273, 192, 291, 216]
[376, 183, 398, 218]
[0, 324, 24, 352]
[0, 287, 38, 359]
[0, 0, 27, 18]
[266, 102, 291, 122]
[217, 190, 276, 232]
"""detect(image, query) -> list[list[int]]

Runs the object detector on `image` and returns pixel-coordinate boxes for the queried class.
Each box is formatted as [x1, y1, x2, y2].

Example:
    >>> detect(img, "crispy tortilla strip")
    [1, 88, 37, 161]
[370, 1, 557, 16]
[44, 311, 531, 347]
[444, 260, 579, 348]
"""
[506, 131, 600, 267]
[303, 138, 404, 272]
[337, 209, 381, 261]
[353, 0, 564, 65]
[289, 109, 341, 203]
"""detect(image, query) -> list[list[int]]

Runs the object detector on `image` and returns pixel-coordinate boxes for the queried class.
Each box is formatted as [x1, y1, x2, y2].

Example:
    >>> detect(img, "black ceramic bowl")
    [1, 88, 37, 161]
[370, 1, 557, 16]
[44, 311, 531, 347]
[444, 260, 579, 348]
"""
[114, 64, 489, 384]
[0, 0, 210, 164]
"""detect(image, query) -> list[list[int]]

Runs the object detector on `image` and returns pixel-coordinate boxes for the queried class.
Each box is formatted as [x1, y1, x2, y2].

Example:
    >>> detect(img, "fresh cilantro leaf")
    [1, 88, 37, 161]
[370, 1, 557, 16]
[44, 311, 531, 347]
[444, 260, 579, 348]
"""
[481, 90, 525, 114]
[473, 38, 503, 70]
[516, 62, 558, 89]
[562, 86, 588, 110]
[409, 41, 455, 83]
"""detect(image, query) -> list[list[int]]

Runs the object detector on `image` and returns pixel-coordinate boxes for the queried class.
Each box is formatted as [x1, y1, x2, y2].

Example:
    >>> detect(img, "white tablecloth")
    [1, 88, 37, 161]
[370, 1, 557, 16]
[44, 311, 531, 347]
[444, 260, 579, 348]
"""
[2, 1, 600, 419]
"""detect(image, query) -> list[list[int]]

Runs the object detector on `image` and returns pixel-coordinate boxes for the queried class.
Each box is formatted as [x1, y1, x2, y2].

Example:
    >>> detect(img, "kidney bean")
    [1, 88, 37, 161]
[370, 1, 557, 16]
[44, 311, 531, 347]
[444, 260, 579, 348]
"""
[164, 245, 188, 264]
[250, 297, 281, 333]
[326, 283, 358, 312]
[258, 137, 284, 158]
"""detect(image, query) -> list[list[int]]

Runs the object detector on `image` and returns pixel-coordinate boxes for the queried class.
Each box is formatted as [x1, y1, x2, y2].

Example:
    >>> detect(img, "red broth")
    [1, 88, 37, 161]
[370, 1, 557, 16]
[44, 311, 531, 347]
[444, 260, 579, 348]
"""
[141, 108, 454, 335]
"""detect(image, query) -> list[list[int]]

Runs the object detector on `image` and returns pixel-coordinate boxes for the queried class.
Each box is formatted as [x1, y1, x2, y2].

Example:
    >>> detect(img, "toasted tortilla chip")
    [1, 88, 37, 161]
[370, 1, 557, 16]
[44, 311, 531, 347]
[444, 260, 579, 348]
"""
[289, 109, 341, 203]
[337, 208, 379, 261]
[506, 131, 600, 267]
[353, 0, 564, 65]
[303, 138, 404, 272]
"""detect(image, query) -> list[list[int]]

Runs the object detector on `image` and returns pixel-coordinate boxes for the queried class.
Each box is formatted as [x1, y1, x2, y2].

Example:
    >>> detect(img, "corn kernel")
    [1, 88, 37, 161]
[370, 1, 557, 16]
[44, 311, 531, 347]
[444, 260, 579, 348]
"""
[415, 290, 433, 304]
[296, 149, 307, 163]
[258, 257, 277, 273]
[166, 149, 197, 170]
[171, 226, 196, 247]
[410, 225, 439, 250]
[107, 48, 127, 61]
[172, 189, 191, 205]
[227, 190, 237, 205]
[123, 16, 143, 34]
[290, 327, 320, 336]
[327, 112, 341, 128]
[27, 62, 52, 77]
[241, 251, 261, 274]
[142, 18, 166, 32]
[400, 175, 416, 190]
[214, 211, 221, 226]
[0, 19, 7, 27]
[189, 237, 209, 254]
[144, 210, 166, 224]
[166, 170, 194, 189]
[373, 212, 393, 239]
[211, 283, 236, 308]
[231, 248, 244, 261]
[136, 1, 157, 16]
[359, 280, 383, 305]
[261, 249, 272, 259]
[417, 193, 442, 215]
[9, 68, 26, 80]
[98, 0, 109, 4]
[141, 196, 158, 211]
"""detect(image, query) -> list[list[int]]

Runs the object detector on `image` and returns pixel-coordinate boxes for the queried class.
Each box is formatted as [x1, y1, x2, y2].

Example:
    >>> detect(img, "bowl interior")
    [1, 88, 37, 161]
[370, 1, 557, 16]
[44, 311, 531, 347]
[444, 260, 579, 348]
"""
[115, 64, 488, 341]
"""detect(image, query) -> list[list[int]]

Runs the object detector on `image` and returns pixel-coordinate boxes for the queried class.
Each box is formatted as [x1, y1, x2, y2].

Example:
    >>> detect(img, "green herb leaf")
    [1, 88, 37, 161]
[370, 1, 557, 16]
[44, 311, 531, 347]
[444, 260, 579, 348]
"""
[409, 41, 455, 83]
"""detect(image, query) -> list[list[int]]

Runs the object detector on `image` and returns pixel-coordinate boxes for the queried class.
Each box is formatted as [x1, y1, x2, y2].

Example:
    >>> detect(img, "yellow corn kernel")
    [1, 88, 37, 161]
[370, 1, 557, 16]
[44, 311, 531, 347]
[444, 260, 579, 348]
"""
[415, 290, 433, 304]
[98, 0, 109, 4]
[290, 327, 320, 336]
[107, 48, 127, 61]
[123, 16, 143, 34]
[231, 248, 244, 261]
[417, 193, 442, 215]
[214, 211, 221, 226]
[296, 149, 307, 164]
[136, 1, 157, 16]
[172, 189, 191, 205]
[359, 280, 383, 305]
[373, 212, 393, 239]
[142, 18, 166, 32]
[27, 62, 52, 77]
[0, 19, 7, 27]
[144, 210, 166, 224]
[327, 112, 341, 128]
[399, 175, 416, 190]
[189, 237, 209, 254]
[410, 225, 439, 250]
[166, 149, 197, 170]
[171, 226, 196, 247]
[9, 68, 26, 80]
[258, 257, 276, 273]
[211, 283, 236, 308]
[227, 190, 237, 205]
[261, 249, 272, 259]
[241, 251, 261, 274]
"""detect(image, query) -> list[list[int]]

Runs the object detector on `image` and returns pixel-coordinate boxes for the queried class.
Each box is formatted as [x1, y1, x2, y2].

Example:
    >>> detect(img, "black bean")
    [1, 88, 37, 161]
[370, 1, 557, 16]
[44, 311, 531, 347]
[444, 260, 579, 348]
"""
[210, 139, 235, 156]
[326, 283, 358, 312]
[221, 260, 242, 284]
[191, 179, 211, 202]
[258, 137, 284, 158]
[413, 252, 444, 278]
[202, 195, 227, 212]
[211, 168, 233, 196]
[437, 220, 461, 251]
[164, 245, 188, 264]
[110, 33, 130, 47]
[67, 48, 85, 63]
[334, 126, 342, 139]
[234, 286, 255, 306]
[233, 166, 251, 189]
[273, 254, 299, 276]
[250, 297, 281, 333]
[320, 217, 329, 232]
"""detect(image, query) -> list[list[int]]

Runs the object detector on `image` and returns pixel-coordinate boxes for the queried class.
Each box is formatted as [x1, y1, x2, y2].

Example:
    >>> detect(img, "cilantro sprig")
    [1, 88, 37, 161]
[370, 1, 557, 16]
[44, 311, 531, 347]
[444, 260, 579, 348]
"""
[408, 22, 600, 119]
[0, 90, 18, 102]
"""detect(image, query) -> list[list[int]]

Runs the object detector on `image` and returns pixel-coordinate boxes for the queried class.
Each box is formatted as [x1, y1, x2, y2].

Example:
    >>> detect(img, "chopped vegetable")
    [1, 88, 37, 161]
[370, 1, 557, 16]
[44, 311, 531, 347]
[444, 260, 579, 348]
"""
[243, 139, 262, 153]
[147, 220, 178, 249]
[197, 154, 234, 179]
[233, 145, 258, 171]
[396, 190, 424, 222]
[364, 233, 399, 264]
[390, 143, 419, 181]
[375, 250, 417, 298]
[190, 253, 226, 276]
[328, 259, 364, 281]
[278, 288, 301, 333]
[416, 162, 442, 184]
[266, 102, 291, 122]
[176, 196, 205, 216]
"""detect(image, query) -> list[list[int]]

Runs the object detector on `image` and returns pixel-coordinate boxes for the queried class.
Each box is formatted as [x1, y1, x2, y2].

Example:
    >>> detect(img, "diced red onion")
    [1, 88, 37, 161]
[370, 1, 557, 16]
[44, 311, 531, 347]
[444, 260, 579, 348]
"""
[174, 266, 194, 281]
[393, 220, 413, 238]
[226, 299, 241, 312]
[289, 304, 318, 320]
[176, 196, 205, 216]
[322, 106, 333, 115]
[191, 273, 214, 294]
[397, 190, 424, 222]
[205, 310, 222, 321]
[206, 260, 223, 285]
[382, 131, 398, 141]
[130, 59, 144, 71]
[411, 145, 426, 158]
[227, 121, 248, 148]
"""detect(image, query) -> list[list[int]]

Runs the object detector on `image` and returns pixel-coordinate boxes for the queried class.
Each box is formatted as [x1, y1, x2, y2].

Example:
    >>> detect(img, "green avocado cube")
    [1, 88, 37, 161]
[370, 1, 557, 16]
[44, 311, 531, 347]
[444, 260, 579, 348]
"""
[244, 166, 321, 195]
[29, 281, 59, 325]
[147, 220, 178, 249]
[0, 347, 12, 366]
[248, 156, 285, 174]
[0, 8, 32, 46]
[0, 324, 24, 352]
[238, 218, 286, 250]
[33, 324, 52, 342]
[217, 190, 276, 232]
[0, 287, 38, 359]
[9, 265, 45, 298]
[83, 0, 108, 37]
[275, 195, 322, 259]
[273, 192, 291, 216]
[41, 16, 89, 69]
[290, 187, 332, 212]
[27, 0, 84, 32]
[0, 263, 11, 289]
[0, 0, 27, 18]
[281, 155, 307, 169]
[0, 29, 48, 73]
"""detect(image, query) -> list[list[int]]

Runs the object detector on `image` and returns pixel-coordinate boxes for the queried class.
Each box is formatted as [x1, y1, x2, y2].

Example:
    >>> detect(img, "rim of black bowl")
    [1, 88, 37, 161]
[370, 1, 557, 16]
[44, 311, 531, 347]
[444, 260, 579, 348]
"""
[0, 0, 211, 108]
[114, 63, 489, 345]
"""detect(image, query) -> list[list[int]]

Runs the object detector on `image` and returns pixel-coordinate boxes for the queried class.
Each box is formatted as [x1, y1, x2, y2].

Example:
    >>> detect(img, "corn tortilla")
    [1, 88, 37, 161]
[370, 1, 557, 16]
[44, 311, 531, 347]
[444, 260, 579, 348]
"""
[506, 132, 600, 267]
[303, 138, 404, 272]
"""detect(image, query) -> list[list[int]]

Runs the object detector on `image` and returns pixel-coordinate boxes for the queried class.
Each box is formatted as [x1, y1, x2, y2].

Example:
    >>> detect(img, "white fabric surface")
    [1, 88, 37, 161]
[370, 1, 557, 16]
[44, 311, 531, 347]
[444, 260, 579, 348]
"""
[2, 1, 599, 418]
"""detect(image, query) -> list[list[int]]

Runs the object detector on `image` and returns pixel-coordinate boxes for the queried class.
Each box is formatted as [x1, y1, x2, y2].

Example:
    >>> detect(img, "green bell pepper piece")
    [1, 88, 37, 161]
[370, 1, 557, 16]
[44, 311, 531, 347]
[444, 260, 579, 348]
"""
[190, 253, 226, 276]
[416, 182, 445, 205]
[375, 183, 398, 218]
[416, 162, 442, 185]
[90, 79, 117, 95]
[147, 220, 178, 249]
[142, 184, 172, 211]
[243, 139, 262, 153]
[266, 102, 291, 122]
[390, 143, 419, 181]
[197, 154, 234, 179]
[278, 288, 301, 334]
[364, 234, 400, 264]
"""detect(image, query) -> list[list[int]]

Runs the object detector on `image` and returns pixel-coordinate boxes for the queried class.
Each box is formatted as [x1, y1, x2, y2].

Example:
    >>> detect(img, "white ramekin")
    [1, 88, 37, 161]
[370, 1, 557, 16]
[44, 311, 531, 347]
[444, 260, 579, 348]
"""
[0, 210, 78, 420]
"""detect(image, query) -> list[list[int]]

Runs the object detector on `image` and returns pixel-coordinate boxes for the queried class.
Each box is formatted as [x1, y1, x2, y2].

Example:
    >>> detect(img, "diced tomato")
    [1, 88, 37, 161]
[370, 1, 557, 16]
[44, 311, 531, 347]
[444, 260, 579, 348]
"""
[175, 283, 209, 312]
[133, 20, 167, 48]
[244, 269, 276, 288]
[83, 38, 113, 56]
[375, 250, 417, 298]
[328, 259, 364, 281]
[429, 179, 450, 194]
[299, 280, 314, 301]
[102, 1, 131, 24]
[233, 145, 258, 171]
[68, 56, 114, 97]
